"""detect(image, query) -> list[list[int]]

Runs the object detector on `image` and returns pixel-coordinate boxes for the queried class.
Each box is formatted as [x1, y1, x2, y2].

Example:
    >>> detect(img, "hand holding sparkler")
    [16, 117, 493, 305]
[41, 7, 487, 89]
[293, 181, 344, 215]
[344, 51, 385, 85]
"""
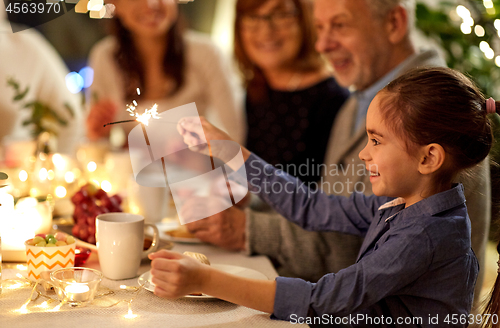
[177, 117, 252, 167]
[87, 99, 118, 141]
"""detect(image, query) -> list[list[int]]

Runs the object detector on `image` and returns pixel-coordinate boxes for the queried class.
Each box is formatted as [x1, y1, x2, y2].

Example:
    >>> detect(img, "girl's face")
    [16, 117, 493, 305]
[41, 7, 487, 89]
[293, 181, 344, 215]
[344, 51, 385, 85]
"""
[359, 94, 425, 207]
[239, 0, 302, 72]
[114, 0, 178, 38]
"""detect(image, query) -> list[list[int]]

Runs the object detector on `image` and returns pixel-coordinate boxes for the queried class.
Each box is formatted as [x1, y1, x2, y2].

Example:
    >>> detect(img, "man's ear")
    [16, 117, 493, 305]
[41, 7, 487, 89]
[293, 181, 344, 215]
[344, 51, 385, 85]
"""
[385, 5, 409, 44]
[418, 144, 446, 175]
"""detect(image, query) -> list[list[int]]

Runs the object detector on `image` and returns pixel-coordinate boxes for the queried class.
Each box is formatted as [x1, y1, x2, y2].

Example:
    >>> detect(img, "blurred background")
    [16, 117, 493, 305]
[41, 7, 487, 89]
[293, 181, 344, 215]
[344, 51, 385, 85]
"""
[4, 0, 500, 102]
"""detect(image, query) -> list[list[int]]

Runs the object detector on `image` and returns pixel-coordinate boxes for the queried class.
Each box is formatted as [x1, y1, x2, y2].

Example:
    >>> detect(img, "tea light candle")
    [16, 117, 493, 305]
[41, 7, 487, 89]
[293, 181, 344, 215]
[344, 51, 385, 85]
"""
[65, 283, 90, 302]
[1, 197, 52, 261]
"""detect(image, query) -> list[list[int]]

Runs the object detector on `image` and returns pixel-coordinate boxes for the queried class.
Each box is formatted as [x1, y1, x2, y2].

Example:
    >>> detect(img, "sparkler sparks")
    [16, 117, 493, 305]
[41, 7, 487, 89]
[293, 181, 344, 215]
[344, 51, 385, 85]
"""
[104, 89, 160, 127]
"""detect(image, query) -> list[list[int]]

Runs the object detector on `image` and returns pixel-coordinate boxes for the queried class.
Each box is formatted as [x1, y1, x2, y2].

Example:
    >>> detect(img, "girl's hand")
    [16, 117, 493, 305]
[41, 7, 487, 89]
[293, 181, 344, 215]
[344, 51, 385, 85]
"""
[177, 117, 251, 164]
[148, 250, 211, 298]
[177, 116, 233, 154]
[86, 99, 118, 141]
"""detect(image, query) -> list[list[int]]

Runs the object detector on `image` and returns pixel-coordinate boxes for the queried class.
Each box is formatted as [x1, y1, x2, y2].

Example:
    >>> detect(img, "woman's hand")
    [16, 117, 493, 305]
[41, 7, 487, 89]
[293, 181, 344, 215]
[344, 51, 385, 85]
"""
[86, 99, 118, 141]
[148, 250, 211, 298]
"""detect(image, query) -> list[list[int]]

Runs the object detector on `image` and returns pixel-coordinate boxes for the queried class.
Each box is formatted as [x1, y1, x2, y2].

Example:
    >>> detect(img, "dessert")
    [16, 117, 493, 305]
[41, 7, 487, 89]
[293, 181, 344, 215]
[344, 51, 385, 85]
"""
[183, 251, 210, 265]
[183, 251, 210, 296]
[165, 225, 196, 239]
[26, 233, 75, 247]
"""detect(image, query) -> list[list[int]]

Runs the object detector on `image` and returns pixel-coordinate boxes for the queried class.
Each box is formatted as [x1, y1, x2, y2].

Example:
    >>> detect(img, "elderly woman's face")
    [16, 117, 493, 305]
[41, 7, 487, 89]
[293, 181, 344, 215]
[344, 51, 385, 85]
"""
[114, 0, 178, 38]
[239, 0, 302, 72]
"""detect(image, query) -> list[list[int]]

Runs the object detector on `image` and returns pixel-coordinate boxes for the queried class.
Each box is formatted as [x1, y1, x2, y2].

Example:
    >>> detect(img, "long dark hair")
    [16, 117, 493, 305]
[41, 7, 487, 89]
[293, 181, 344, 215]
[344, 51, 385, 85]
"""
[234, 0, 324, 103]
[110, 16, 186, 101]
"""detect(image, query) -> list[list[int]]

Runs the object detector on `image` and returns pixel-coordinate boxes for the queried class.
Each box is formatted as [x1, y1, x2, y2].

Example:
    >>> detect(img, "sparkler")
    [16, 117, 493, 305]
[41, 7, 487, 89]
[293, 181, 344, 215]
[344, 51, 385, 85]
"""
[103, 90, 214, 193]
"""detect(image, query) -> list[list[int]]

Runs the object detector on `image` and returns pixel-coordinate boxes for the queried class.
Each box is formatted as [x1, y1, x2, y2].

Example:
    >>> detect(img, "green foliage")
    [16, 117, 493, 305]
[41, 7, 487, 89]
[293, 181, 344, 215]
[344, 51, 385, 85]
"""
[416, 1, 500, 98]
[7, 77, 74, 140]
[416, 1, 500, 164]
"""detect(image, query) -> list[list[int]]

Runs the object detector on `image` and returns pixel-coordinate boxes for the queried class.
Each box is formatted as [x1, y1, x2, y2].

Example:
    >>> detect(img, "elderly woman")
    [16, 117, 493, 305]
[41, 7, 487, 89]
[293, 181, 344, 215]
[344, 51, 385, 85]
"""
[235, 0, 349, 185]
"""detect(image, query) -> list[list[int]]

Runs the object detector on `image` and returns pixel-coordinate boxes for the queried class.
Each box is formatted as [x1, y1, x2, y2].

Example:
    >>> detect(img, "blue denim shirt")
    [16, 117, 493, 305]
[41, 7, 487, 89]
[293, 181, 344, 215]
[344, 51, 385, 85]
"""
[241, 154, 478, 327]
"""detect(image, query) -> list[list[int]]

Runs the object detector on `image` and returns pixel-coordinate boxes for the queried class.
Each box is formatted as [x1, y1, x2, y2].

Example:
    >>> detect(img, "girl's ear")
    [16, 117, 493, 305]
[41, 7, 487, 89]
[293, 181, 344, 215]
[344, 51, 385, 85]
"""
[418, 144, 445, 175]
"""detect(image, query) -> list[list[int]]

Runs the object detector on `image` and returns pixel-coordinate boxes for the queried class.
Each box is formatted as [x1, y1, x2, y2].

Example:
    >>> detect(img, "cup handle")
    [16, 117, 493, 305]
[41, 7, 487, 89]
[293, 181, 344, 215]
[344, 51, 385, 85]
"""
[142, 223, 159, 259]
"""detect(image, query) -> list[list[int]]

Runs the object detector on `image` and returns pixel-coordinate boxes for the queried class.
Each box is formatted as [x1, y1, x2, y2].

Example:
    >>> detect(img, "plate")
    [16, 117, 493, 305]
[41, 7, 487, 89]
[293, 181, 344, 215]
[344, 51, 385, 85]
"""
[156, 221, 203, 244]
[138, 264, 268, 299]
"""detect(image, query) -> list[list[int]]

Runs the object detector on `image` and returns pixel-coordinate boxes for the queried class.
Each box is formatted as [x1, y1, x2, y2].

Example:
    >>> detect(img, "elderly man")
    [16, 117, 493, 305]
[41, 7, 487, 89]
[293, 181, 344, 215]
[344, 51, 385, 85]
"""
[186, 0, 490, 308]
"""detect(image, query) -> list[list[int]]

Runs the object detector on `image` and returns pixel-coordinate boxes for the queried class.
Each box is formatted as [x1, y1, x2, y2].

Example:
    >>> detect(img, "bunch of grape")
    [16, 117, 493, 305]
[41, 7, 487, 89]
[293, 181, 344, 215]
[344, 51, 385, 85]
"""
[71, 184, 122, 244]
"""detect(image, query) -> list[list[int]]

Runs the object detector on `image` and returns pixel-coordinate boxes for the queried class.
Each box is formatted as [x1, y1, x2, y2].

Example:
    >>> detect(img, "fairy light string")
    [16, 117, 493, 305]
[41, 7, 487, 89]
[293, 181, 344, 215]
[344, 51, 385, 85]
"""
[5, 272, 145, 318]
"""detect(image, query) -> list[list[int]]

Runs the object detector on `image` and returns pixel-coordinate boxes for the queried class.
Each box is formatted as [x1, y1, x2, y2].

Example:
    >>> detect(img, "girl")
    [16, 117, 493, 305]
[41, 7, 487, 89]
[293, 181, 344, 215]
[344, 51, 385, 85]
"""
[86, 0, 244, 143]
[150, 67, 498, 326]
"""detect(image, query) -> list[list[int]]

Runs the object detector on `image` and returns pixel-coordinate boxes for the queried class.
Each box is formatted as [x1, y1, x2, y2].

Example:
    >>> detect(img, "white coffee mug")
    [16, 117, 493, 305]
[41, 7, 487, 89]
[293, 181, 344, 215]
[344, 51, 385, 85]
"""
[127, 174, 170, 224]
[96, 213, 159, 280]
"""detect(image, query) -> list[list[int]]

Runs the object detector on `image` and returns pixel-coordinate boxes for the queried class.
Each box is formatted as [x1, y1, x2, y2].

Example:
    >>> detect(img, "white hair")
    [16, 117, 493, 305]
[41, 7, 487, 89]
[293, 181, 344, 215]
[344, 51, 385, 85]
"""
[365, 0, 415, 30]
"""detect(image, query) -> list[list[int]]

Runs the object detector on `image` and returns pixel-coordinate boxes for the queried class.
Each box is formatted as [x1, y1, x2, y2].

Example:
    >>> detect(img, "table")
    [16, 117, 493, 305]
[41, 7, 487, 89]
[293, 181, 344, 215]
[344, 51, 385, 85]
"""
[1, 243, 303, 328]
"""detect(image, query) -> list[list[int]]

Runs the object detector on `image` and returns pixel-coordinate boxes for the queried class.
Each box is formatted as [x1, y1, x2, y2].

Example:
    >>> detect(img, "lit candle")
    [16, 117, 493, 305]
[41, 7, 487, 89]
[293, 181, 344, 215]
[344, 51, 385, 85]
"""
[64, 283, 90, 302]
[0, 189, 14, 295]
[1, 197, 52, 261]
[0, 191, 15, 259]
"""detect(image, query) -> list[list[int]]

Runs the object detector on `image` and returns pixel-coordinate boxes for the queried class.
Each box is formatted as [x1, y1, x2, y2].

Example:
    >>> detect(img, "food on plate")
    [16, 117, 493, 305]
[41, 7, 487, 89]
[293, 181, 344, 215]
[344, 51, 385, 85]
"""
[164, 225, 196, 239]
[183, 251, 210, 265]
[183, 251, 210, 296]
[71, 183, 123, 244]
[26, 233, 75, 247]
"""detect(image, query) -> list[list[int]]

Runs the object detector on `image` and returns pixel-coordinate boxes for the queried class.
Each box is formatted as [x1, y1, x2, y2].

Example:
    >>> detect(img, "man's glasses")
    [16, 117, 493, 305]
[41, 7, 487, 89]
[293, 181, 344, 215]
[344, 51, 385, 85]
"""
[240, 11, 298, 31]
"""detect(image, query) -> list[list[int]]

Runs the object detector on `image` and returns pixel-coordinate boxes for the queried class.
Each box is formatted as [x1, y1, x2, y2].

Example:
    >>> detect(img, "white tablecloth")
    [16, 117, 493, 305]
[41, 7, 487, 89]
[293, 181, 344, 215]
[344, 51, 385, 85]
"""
[1, 243, 303, 328]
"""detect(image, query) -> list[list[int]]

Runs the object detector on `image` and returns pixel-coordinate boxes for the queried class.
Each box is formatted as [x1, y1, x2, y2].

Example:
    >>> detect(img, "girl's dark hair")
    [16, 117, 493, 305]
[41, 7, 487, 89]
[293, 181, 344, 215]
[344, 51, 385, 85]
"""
[110, 16, 186, 101]
[482, 240, 500, 328]
[379, 67, 496, 177]
[234, 0, 324, 103]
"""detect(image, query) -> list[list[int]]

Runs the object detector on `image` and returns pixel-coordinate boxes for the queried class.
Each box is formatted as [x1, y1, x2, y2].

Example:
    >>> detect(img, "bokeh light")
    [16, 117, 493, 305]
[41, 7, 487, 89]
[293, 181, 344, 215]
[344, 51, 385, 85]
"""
[65, 72, 84, 94]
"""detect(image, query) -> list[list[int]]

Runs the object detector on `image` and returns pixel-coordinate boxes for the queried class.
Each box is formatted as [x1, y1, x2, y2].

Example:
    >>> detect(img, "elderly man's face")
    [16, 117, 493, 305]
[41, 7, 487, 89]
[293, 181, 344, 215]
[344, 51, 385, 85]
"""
[314, 0, 394, 91]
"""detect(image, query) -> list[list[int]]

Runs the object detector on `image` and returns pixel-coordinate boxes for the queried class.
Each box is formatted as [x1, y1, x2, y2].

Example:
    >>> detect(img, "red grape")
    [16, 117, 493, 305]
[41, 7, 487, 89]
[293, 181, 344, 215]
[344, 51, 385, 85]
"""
[71, 185, 123, 244]
[72, 225, 80, 237]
